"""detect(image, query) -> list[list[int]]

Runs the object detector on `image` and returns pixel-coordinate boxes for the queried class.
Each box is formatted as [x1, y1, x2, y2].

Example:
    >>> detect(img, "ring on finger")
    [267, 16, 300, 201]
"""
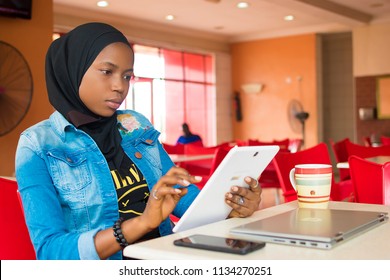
[238, 196, 244, 205]
[253, 180, 259, 189]
[152, 189, 160, 200]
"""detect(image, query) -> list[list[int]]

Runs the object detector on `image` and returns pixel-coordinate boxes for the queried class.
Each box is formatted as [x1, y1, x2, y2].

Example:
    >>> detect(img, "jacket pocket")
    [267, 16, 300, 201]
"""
[47, 151, 94, 230]
[47, 150, 92, 193]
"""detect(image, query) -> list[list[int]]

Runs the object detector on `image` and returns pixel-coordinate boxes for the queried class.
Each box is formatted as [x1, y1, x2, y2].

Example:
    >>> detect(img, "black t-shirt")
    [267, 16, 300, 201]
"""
[109, 154, 160, 241]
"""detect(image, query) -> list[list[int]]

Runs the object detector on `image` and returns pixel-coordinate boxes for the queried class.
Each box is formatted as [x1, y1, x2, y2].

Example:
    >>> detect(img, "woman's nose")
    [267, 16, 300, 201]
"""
[112, 76, 126, 93]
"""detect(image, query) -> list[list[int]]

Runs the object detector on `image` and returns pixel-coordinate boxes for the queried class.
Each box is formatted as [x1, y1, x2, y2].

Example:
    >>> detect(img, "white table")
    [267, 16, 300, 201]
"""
[337, 156, 390, 169]
[169, 154, 214, 163]
[0, 176, 16, 181]
[123, 201, 390, 259]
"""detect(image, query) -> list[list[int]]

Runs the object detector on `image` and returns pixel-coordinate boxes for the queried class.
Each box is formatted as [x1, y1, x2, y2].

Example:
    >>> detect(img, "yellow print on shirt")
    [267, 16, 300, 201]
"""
[111, 163, 148, 215]
[111, 163, 143, 189]
[118, 184, 148, 215]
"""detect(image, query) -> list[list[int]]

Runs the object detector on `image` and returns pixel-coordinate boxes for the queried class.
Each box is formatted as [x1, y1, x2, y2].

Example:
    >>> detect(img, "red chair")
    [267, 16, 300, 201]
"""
[363, 136, 372, 147]
[183, 144, 218, 176]
[288, 138, 303, 153]
[0, 177, 36, 259]
[273, 143, 354, 203]
[381, 135, 390, 146]
[330, 138, 351, 181]
[248, 139, 290, 204]
[248, 138, 289, 151]
[348, 156, 390, 205]
[208, 146, 233, 175]
[345, 140, 390, 158]
[194, 145, 234, 190]
[162, 142, 185, 154]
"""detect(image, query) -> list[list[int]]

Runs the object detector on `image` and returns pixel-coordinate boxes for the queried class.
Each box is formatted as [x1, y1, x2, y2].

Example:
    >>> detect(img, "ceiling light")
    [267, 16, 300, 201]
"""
[165, 15, 175, 21]
[237, 2, 249, 9]
[284, 15, 295, 21]
[97, 1, 109, 8]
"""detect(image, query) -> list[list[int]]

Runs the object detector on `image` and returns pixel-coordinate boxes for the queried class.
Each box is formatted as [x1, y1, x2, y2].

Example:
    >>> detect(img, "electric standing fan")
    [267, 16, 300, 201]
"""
[0, 41, 33, 136]
[288, 99, 309, 148]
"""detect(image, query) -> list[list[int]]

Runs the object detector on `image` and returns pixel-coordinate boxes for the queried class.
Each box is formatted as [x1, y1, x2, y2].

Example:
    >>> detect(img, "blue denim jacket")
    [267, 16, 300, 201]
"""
[15, 110, 200, 260]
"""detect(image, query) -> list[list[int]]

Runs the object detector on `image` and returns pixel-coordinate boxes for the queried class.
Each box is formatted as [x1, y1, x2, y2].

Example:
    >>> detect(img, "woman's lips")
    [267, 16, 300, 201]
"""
[106, 100, 122, 110]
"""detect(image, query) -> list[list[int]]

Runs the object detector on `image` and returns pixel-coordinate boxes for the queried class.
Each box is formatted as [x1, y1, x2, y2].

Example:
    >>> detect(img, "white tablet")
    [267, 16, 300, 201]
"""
[172, 145, 280, 232]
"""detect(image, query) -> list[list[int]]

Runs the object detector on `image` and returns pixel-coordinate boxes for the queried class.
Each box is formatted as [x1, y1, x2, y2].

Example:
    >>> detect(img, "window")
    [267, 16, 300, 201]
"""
[121, 44, 215, 145]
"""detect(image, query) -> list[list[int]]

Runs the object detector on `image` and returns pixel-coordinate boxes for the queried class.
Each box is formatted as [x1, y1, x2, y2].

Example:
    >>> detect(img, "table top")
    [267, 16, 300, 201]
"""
[0, 176, 16, 181]
[337, 156, 390, 169]
[123, 201, 390, 259]
[169, 154, 214, 163]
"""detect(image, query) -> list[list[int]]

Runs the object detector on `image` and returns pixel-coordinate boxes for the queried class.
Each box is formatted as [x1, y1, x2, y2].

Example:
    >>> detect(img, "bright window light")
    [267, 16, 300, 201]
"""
[237, 2, 249, 9]
[165, 15, 175, 21]
[97, 1, 109, 8]
[284, 15, 295, 21]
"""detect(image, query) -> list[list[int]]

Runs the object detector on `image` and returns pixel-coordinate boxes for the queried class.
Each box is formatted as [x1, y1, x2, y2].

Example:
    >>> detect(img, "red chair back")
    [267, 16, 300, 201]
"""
[273, 143, 353, 202]
[209, 145, 233, 175]
[248, 138, 289, 151]
[288, 139, 303, 153]
[162, 143, 185, 154]
[0, 177, 36, 259]
[381, 135, 390, 146]
[189, 145, 234, 190]
[330, 138, 351, 181]
[181, 144, 218, 177]
[345, 140, 390, 158]
[348, 156, 390, 205]
[363, 136, 372, 147]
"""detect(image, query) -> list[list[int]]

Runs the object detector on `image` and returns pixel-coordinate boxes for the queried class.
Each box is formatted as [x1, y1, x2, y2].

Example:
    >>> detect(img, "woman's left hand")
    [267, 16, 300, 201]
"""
[225, 176, 262, 218]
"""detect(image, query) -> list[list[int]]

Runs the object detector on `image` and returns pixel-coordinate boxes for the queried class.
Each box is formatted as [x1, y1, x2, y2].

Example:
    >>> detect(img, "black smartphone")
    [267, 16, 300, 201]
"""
[173, 234, 265, 255]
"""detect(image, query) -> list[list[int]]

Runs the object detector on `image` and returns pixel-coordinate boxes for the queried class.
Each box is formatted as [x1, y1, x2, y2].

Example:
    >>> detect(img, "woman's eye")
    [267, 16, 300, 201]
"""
[123, 75, 132, 81]
[101, 69, 112, 75]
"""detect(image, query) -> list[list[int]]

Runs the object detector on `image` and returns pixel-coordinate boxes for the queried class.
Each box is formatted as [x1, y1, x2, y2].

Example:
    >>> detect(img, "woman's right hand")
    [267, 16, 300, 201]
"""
[139, 166, 202, 230]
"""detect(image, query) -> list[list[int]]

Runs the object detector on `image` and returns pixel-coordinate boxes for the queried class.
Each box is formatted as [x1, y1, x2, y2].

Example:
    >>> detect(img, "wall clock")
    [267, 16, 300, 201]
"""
[0, 41, 33, 136]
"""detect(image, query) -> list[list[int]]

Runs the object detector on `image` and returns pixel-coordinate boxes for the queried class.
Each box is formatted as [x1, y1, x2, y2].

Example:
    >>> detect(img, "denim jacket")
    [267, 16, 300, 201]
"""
[15, 110, 200, 260]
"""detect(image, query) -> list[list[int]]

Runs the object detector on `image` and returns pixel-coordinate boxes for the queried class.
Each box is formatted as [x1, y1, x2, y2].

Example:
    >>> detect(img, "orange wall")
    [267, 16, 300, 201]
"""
[0, 0, 53, 176]
[231, 34, 318, 148]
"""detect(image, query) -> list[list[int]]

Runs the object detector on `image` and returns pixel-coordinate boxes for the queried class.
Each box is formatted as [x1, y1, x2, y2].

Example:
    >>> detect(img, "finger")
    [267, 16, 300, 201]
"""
[225, 193, 249, 208]
[165, 167, 203, 187]
[229, 186, 257, 202]
[225, 190, 260, 216]
[151, 185, 188, 201]
[245, 176, 261, 192]
[154, 173, 191, 189]
[226, 200, 250, 218]
[230, 178, 261, 199]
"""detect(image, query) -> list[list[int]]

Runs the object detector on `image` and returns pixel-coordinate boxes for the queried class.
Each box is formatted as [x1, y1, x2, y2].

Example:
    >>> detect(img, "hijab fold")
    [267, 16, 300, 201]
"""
[45, 22, 132, 166]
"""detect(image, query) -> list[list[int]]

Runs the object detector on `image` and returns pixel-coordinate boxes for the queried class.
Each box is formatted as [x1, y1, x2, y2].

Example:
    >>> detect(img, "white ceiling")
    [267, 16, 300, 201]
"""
[53, 0, 390, 42]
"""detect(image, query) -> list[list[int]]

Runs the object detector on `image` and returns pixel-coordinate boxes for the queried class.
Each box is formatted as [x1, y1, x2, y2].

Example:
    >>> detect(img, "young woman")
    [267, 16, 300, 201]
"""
[15, 22, 262, 260]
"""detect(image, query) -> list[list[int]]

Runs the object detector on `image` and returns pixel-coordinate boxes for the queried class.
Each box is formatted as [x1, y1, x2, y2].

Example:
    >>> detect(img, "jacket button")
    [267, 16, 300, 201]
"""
[66, 157, 73, 163]
[135, 152, 142, 159]
[145, 139, 153, 144]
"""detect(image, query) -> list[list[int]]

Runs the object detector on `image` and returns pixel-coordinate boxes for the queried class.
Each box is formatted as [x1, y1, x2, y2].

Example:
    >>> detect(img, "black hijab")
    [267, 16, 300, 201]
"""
[45, 22, 133, 165]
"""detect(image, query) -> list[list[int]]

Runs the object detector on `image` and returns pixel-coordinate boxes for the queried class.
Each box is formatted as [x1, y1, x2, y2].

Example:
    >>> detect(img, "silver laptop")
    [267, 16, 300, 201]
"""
[230, 208, 388, 249]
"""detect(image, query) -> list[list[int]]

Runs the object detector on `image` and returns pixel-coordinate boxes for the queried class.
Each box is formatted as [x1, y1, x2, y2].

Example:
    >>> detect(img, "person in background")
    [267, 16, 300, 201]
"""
[176, 123, 203, 146]
[15, 22, 262, 260]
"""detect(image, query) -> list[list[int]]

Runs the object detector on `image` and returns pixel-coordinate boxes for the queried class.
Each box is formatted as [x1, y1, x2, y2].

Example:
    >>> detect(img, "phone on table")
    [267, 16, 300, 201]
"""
[173, 234, 265, 255]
